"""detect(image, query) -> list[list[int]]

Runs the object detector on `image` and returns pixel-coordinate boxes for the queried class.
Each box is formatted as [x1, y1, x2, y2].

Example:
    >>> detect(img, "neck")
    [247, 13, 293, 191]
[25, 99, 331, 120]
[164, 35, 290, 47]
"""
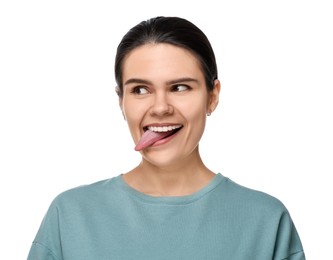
[123, 151, 215, 196]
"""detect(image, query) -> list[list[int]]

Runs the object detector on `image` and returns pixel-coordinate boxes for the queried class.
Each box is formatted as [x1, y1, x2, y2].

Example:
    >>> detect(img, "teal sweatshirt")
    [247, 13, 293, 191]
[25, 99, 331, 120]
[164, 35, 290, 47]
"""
[28, 173, 305, 259]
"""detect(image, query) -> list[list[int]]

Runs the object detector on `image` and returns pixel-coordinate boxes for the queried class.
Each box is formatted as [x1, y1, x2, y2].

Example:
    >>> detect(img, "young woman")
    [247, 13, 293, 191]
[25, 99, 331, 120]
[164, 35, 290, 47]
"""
[28, 16, 305, 259]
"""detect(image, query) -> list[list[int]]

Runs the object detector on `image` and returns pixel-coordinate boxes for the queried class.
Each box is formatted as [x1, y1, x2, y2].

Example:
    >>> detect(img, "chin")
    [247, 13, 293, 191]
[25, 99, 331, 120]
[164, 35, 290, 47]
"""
[142, 150, 182, 168]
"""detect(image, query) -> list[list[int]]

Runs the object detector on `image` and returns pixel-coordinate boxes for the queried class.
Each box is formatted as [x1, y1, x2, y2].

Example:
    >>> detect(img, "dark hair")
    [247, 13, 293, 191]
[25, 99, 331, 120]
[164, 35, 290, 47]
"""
[114, 16, 218, 97]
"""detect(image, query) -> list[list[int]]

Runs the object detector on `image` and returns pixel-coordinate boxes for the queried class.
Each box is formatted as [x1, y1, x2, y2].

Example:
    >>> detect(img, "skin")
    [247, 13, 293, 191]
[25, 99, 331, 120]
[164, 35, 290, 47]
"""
[118, 43, 220, 197]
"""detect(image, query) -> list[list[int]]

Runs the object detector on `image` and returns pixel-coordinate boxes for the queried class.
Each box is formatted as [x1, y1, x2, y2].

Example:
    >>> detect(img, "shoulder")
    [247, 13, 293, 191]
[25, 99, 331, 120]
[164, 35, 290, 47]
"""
[220, 176, 288, 215]
[50, 175, 122, 209]
[220, 177, 305, 259]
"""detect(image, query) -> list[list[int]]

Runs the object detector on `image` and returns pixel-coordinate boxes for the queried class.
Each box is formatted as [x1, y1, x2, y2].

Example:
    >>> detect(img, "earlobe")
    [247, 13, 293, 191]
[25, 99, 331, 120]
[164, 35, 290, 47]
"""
[119, 106, 126, 121]
[115, 86, 126, 120]
[115, 86, 120, 97]
[208, 79, 221, 113]
[115, 86, 122, 106]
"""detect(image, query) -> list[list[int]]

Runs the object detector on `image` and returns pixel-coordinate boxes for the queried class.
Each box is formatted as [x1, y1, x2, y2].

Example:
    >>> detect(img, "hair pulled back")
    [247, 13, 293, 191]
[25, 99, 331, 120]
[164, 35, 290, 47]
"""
[115, 16, 218, 97]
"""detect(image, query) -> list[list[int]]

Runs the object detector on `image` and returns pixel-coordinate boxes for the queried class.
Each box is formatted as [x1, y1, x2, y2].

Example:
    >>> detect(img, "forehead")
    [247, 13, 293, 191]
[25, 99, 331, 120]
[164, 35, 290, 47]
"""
[122, 43, 204, 81]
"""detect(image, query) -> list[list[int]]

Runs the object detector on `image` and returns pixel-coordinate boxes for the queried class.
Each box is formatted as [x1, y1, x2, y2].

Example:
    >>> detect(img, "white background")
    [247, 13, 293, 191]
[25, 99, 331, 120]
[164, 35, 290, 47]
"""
[1, 0, 332, 259]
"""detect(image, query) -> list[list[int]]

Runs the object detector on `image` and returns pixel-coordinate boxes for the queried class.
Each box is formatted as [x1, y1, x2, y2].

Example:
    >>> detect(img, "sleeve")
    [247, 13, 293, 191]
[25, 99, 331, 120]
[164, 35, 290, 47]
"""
[27, 242, 60, 260]
[27, 199, 63, 260]
[273, 211, 305, 260]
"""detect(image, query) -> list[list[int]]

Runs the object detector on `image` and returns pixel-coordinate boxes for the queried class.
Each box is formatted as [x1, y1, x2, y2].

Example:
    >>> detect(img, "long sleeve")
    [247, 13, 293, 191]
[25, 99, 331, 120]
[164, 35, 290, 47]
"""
[28, 242, 60, 260]
[27, 199, 63, 260]
[273, 211, 305, 260]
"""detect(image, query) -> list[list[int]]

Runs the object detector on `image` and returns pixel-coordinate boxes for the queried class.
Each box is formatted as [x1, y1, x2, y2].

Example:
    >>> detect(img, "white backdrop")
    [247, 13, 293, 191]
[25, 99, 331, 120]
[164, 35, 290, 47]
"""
[1, 0, 332, 259]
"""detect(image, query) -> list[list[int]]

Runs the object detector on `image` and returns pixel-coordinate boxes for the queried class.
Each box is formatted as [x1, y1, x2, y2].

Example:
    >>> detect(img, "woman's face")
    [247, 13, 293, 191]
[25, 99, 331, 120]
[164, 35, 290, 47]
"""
[119, 43, 219, 166]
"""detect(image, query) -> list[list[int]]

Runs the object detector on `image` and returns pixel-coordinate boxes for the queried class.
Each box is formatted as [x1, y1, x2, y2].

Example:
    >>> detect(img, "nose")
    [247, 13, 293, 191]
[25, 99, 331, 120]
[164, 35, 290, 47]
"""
[150, 92, 173, 116]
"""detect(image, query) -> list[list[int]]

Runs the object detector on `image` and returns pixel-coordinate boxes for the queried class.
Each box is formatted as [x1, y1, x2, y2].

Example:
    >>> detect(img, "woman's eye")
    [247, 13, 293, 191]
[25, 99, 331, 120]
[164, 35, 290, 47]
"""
[172, 85, 190, 92]
[131, 86, 149, 95]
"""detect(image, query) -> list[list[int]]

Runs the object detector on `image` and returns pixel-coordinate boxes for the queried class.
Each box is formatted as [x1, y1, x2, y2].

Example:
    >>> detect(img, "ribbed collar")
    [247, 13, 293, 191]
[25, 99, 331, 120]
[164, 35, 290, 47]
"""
[115, 173, 226, 205]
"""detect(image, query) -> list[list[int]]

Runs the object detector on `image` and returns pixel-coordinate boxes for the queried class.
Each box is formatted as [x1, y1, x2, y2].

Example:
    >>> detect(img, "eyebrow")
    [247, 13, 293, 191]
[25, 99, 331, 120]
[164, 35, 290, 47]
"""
[124, 77, 199, 86]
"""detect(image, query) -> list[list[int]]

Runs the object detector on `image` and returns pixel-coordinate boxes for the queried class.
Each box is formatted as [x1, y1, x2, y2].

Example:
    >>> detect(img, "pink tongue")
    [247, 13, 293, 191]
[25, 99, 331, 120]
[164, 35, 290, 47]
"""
[135, 130, 173, 151]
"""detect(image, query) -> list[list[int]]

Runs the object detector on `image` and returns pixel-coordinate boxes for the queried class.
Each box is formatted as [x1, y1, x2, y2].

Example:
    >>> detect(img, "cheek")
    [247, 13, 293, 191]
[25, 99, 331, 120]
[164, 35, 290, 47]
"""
[176, 95, 208, 119]
[122, 99, 151, 140]
[122, 101, 141, 130]
[122, 97, 139, 120]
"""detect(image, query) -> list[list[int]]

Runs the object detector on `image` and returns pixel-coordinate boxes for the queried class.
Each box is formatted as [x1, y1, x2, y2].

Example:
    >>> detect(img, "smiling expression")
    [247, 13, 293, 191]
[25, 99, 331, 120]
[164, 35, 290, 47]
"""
[119, 43, 219, 166]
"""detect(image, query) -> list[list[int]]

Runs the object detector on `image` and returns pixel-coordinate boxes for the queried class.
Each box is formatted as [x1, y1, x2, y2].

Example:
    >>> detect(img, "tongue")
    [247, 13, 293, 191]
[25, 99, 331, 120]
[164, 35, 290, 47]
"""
[135, 130, 173, 151]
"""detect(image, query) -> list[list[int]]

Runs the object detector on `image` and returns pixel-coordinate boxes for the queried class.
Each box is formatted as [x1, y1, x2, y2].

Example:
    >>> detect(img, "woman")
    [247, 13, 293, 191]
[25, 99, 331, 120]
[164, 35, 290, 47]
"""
[28, 16, 305, 259]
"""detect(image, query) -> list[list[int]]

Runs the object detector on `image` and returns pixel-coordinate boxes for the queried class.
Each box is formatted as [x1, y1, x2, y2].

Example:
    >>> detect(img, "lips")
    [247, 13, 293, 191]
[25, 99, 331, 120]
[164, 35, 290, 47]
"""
[134, 124, 183, 151]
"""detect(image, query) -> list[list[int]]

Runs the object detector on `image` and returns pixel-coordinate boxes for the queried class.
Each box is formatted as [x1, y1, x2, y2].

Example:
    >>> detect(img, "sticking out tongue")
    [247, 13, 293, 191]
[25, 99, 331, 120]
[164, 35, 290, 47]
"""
[135, 129, 176, 151]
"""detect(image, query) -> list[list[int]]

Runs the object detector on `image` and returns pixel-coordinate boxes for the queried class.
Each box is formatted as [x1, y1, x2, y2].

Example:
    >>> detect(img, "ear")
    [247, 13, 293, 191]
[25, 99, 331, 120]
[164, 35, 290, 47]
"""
[207, 79, 221, 114]
[115, 86, 126, 120]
